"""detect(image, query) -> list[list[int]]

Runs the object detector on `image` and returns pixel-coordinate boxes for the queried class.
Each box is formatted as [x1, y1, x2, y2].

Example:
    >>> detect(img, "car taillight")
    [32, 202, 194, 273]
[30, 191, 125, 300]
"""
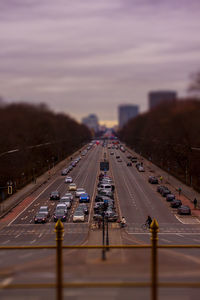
[42, 218, 45, 221]
[35, 218, 37, 221]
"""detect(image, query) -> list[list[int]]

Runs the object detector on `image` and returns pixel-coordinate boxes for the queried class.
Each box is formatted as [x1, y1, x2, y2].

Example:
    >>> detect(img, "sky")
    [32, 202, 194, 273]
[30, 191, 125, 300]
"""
[0, 0, 200, 127]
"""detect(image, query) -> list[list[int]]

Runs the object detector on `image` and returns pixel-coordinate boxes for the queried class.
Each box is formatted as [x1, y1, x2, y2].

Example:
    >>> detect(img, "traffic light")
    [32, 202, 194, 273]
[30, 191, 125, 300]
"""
[8, 185, 12, 195]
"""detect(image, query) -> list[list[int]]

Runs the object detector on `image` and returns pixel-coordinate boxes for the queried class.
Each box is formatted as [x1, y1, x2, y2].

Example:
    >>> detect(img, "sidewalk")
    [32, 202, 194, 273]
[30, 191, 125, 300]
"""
[126, 146, 200, 219]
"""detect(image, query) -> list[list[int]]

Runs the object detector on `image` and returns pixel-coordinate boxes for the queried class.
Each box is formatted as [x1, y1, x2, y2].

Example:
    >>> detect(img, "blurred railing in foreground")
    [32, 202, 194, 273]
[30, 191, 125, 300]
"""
[0, 219, 200, 300]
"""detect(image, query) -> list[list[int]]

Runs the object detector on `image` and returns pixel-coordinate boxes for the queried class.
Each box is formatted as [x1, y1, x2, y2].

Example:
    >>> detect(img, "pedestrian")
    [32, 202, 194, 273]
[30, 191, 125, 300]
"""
[160, 176, 163, 183]
[194, 198, 197, 209]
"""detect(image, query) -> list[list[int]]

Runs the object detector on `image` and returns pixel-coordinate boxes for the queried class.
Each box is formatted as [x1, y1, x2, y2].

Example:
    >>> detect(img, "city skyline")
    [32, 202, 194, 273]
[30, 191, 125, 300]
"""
[0, 0, 200, 126]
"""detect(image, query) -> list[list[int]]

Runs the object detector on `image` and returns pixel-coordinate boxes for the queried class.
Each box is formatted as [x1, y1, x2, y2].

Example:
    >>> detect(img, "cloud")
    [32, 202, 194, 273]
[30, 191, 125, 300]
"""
[0, 0, 200, 123]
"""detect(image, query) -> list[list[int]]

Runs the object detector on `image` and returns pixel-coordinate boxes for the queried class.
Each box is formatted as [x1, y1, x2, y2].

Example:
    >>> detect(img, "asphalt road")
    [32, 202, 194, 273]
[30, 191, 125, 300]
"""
[0, 143, 200, 300]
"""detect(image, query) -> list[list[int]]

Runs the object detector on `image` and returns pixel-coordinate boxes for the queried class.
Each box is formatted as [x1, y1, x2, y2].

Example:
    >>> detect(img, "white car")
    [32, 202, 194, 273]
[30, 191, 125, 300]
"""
[138, 166, 145, 172]
[75, 188, 86, 198]
[68, 183, 77, 191]
[64, 192, 73, 201]
[73, 210, 85, 222]
[65, 176, 73, 183]
[59, 197, 72, 209]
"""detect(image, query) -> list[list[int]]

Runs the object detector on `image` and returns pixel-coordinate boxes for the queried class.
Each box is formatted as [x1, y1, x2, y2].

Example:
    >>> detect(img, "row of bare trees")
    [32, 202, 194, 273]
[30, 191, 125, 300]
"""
[0, 102, 91, 200]
[119, 99, 200, 191]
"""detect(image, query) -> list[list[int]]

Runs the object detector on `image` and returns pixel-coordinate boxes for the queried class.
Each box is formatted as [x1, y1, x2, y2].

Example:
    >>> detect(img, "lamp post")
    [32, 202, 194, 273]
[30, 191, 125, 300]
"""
[106, 215, 109, 251]
[102, 211, 106, 260]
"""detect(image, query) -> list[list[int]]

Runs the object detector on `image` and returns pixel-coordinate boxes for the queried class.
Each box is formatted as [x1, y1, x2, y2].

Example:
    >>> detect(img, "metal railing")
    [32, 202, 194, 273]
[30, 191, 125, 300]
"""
[0, 219, 200, 300]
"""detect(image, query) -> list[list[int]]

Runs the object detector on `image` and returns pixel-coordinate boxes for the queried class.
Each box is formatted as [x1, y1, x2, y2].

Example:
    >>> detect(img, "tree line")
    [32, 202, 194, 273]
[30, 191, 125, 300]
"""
[0, 102, 91, 200]
[119, 99, 200, 191]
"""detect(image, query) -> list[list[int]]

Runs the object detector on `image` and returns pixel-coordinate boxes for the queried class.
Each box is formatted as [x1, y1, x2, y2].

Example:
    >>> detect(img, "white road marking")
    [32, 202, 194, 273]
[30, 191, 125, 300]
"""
[0, 277, 13, 288]
[176, 233, 184, 237]
[193, 239, 200, 243]
[160, 238, 171, 243]
[30, 239, 36, 244]
[8, 176, 61, 226]
[2, 240, 10, 244]
[38, 233, 43, 238]
[15, 234, 21, 238]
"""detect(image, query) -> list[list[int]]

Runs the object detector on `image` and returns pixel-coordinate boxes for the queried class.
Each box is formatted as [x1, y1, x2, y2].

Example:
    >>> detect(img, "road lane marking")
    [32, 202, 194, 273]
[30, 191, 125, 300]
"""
[19, 252, 33, 259]
[8, 176, 61, 226]
[176, 233, 184, 237]
[160, 238, 171, 243]
[0, 277, 13, 288]
[193, 239, 200, 243]
[30, 239, 36, 244]
[2, 240, 10, 244]
[38, 233, 43, 238]
[15, 234, 21, 238]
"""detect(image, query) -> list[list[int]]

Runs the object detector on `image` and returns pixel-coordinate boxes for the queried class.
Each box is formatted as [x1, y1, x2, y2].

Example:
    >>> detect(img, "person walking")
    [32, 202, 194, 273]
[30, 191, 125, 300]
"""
[194, 198, 197, 209]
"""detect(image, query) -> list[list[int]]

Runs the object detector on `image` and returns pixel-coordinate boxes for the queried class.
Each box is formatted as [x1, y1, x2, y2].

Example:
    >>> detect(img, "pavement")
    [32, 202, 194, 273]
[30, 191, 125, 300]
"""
[126, 146, 200, 219]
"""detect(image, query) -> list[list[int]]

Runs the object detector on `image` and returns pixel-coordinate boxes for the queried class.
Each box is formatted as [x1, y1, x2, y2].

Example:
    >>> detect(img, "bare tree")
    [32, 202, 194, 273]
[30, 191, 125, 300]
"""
[188, 72, 200, 97]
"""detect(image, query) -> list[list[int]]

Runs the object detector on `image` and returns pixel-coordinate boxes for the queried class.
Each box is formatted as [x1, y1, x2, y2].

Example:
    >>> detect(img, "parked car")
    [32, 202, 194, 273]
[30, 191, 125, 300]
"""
[161, 188, 171, 197]
[79, 193, 90, 203]
[170, 199, 182, 208]
[61, 168, 69, 176]
[73, 209, 85, 222]
[138, 166, 145, 172]
[110, 152, 114, 155]
[116, 155, 120, 159]
[50, 191, 60, 200]
[105, 209, 118, 222]
[131, 157, 137, 163]
[75, 188, 86, 198]
[157, 185, 166, 193]
[65, 176, 73, 183]
[148, 176, 158, 184]
[38, 206, 50, 218]
[34, 213, 47, 224]
[68, 183, 77, 191]
[127, 162, 132, 166]
[166, 194, 176, 202]
[178, 205, 191, 215]
[98, 190, 114, 199]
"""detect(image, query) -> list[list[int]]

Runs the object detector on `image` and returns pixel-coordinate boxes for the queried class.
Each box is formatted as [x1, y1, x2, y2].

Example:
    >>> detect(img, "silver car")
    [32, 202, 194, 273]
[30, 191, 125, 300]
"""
[38, 206, 50, 218]
[73, 209, 85, 222]
[75, 188, 86, 198]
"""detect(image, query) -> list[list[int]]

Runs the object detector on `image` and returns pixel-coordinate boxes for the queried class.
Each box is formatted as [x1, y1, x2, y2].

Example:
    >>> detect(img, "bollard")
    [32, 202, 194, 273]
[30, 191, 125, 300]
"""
[55, 219, 64, 300]
[150, 219, 159, 300]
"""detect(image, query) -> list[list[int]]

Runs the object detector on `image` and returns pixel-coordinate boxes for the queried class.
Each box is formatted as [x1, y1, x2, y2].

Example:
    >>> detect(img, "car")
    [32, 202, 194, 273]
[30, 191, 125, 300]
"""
[34, 213, 47, 224]
[59, 197, 72, 209]
[157, 185, 166, 193]
[131, 157, 137, 163]
[54, 209, 67, 222]
[127, 162, 132, 166]
[64, 192, 73, 201]
[177, 205, 191, 215]
[170, 199, 182, 208]
[56, 203, 68, 214]
[75, 188, 86, 198]
[68, 183, 77, 191]
[65, 176, 73, 183]
[166, 194, 175, 202]
[138, 166, 145, 172]
[79, 193, 90, 203]
[110, 152, 114, 155]
[127, 155, 132, 159]
[61, 168, 69, 176]
[98, 183, 113, 192]
[116, 156, 120, 159]
[78, 203, 89, 214]
[161, 188, 171, 197]
[105, 210, 118, 222]
[38, 206, 50, 218]
[118, 159, 122, 162]
[148, 176, 158, 184]
[73, 209, 85, 222]
[98, 190, 114, 199]
[50, 191, 60, 200]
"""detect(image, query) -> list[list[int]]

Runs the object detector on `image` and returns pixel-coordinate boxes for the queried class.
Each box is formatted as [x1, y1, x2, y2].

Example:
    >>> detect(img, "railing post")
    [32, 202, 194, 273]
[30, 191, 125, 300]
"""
[55, 219, 64, 300]
[150, 219, 159, 300]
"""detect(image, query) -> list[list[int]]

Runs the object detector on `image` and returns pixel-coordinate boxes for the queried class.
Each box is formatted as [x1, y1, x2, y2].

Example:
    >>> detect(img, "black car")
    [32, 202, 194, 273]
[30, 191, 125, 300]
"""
[34, 213, 47, 224]
[50, 191, 60, 200]
[127, 162, 132, 167]
[170, 199, 182, 208]
[161, 188, 171, 197]
[53, 209, 67, 222]
[166, 194, 175, 202]
[148, 176, 158, 184]
[131, 157, 137, 163]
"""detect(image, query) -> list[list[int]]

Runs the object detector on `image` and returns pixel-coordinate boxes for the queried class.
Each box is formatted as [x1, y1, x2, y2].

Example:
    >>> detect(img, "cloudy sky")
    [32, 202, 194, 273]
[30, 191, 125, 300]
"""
[0, 0, 200, 126]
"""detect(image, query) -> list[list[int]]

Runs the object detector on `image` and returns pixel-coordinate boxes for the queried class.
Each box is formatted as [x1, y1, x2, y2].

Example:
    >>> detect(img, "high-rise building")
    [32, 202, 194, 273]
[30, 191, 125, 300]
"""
[82, 114, 99, 132]
[148, 91, 177, 110]
[118, 104, 139, 129]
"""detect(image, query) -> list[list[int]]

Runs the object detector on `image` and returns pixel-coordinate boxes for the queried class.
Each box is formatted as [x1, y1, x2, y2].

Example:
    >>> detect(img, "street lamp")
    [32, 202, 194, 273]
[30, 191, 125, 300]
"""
[106, 215, 109, 251]
[101, 211, 106, 260]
